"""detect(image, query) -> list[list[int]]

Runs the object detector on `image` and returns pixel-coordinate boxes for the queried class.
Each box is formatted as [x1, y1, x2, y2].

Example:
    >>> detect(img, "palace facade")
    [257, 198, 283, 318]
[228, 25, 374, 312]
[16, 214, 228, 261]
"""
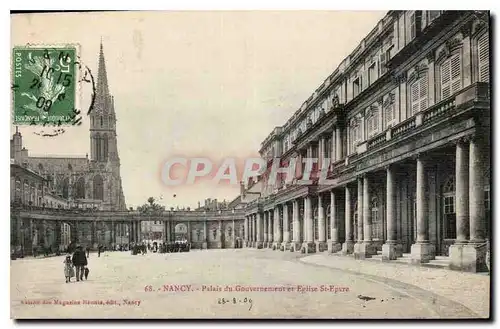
[242, 10, 491, 272]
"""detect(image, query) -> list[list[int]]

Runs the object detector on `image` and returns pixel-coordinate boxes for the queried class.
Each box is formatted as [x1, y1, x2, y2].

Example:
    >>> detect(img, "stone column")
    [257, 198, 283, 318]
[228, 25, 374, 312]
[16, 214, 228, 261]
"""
[329, 190, 342, 253]
[411, 156, 435, 263]
[291, 200, 301, 252]
[218, 220, 223, 249]
[319, 136, 325, 172]
[263, 211, 268, 247]
[452, 137, 488, 272]
[202, 221, 208, 249]
[166, 220, 172, 242]
[354, 177, 364, 257]
[282, 204, 290, 251]
[358, 175, 375, 258]
[231, 219, 236, 248]
[450, 140, 473, 270]
[244, 216, 249, 247]
[187, 221, 191, 244]
[256, 212, 263, 249]
[162, 220, 167, 243]
[342, 186, 354, 254]
[273, 206, 282, 249]
[335, 126, 343, 162]
[137, 221, 142, 243]
[316, 194, 327, 252]
[91, 222, 96, 248]
[249, 215, 254, 247]
[267, 210, 274, 248]
[331, 127, 337, 163]
[302, 196, 316, 253]
[382, 165, 401, 260]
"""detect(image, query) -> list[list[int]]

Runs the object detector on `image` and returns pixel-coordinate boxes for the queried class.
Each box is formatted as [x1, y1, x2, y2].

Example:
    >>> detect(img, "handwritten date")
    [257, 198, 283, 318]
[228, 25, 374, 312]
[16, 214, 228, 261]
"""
[217, 297, 253, 311]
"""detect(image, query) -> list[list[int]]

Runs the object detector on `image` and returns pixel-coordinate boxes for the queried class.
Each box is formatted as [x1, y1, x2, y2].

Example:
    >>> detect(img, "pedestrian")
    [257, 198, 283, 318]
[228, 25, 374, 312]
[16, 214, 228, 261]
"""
[98, 244, 103, 257]
[86, 246, 90, 258]
[71, 245, 88, 282]
[63, 255, 75, 283]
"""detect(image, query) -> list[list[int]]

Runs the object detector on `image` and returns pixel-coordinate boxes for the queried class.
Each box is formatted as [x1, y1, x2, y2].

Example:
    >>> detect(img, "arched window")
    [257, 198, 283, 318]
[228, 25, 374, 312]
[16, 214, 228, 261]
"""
[95, 133, 101, 161]
[68, 163, 72, 171]
[442, 175, 456, 239]
[100, 116, 103, 127]
[103, 134, 109, 161]
[440, 52, 462, 100]
[75, 177, 85, 199]
[62, 177, 69, 199]
[38, 163, 44, 174]
[477, 32, 489, 83]
[410, 73, 428, 115]
[371, 196, 382, 240]
[93, 175, 104, 200]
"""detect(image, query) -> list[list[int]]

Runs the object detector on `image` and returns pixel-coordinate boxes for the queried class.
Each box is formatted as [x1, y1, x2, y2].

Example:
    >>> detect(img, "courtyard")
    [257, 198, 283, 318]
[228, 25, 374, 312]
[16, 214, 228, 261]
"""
[10, 249, 489, 319]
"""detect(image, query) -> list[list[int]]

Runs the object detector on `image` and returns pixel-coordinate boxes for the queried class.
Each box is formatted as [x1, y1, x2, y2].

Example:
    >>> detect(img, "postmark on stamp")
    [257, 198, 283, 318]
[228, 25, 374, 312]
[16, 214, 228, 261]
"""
[12, 45, 79, 126]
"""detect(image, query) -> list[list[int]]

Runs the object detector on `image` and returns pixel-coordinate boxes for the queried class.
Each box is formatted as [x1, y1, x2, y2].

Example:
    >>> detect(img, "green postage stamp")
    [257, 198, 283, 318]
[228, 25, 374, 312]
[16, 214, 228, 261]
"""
[12, 45, 79, 125]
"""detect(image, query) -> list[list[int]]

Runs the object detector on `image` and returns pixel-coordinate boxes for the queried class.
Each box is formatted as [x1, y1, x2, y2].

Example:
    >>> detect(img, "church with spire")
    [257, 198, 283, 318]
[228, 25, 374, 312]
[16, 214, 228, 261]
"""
[11, 41, 127, 211]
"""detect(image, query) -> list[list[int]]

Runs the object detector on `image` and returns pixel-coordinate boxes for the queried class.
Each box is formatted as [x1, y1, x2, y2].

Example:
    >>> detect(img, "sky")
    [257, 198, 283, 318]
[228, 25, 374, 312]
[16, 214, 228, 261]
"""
[10, 11, 386, 209]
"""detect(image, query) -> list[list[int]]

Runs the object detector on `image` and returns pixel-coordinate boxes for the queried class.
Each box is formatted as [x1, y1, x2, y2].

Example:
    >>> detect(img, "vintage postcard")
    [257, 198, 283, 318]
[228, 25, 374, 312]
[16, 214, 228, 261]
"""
[10, 10, 491, 319]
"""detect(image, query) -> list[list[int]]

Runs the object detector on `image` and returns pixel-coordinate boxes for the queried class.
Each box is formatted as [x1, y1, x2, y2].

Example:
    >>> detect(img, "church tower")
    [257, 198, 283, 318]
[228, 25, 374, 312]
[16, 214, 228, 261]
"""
[89, 41, 126, 210]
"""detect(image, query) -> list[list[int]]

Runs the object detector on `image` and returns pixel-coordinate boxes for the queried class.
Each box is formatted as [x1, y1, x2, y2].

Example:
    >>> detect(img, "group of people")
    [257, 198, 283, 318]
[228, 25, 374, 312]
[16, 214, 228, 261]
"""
[63, 245, 89, 283]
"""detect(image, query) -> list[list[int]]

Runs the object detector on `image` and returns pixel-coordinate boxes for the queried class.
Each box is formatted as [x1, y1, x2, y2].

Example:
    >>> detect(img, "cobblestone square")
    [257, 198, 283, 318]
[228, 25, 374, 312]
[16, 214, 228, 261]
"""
[10, 249, 488, 319]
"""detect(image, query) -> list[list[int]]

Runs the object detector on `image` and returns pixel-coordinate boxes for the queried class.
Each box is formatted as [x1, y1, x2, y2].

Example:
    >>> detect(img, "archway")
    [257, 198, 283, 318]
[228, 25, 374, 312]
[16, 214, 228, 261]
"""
[174, 223, 188, 241]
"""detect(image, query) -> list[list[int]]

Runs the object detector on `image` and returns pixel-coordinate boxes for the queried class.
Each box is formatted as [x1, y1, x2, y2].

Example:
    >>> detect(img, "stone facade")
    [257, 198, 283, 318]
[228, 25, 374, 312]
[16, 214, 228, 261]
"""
[243, 11, 491, 272]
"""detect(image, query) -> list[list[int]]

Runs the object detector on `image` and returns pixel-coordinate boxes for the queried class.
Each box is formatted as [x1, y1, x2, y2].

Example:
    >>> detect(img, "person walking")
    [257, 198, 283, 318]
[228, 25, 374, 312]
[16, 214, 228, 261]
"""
[71, 245, 88, 282]
[86, 246, 90, 258]
[63, 255, 75, 283]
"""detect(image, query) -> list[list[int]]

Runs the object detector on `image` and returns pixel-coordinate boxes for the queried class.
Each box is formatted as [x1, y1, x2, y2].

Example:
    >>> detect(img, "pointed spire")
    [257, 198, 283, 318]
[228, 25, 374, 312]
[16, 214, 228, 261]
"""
[97, 39, 110, 98]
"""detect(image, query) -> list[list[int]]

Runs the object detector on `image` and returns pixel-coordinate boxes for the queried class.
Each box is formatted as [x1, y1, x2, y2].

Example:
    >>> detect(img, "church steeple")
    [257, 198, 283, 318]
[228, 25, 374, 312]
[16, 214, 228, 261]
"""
[90, 40, 118, 163]
[97, 39, 110, 98]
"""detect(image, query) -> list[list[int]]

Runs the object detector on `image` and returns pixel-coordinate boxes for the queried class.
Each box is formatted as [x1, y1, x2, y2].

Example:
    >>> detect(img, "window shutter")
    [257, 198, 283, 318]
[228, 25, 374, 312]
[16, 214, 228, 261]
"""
[450, 54, 462, 93]
[411, 82, 420, 115]
[419, 74, 428, 111]
[380, 53, 387, 75]
[441, 59, 451, 99]
[410, 12, 416, 39]
[478, 33, 489, 83]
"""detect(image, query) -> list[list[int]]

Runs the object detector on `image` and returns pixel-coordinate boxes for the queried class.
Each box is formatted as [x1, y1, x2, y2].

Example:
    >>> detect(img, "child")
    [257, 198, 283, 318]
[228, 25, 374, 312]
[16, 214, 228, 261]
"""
[84, 266, 90, 280]
[63, 255, 75, 283]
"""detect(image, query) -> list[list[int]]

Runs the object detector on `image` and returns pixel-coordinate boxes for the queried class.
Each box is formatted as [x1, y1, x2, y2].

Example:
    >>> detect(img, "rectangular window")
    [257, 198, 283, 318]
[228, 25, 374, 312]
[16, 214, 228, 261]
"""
[478, 33, 490, 83]
[368, 63, 376, 85]
[428, 10, 441, 22]
[410, 75, 428, 116]
[441, 53, 462, 99]
[349, 125, 358, 155]
[353, 78, 360, 98]
[409, 11, 416, 40]
[384, 93, 396, 127]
